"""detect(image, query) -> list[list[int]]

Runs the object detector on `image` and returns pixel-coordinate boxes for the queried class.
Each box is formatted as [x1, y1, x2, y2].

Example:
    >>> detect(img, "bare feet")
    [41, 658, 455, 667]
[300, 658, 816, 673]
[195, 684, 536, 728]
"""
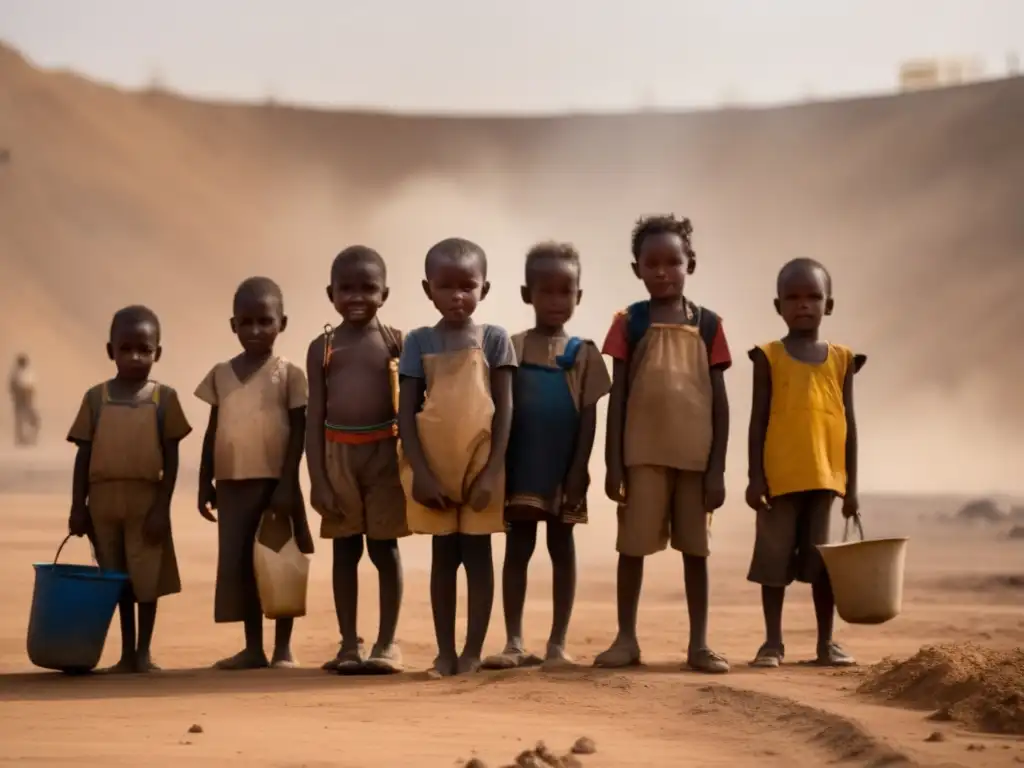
[322, 638, 364, 673]
[426, 654, 458, 679]
[103, 657, 137, 675]
[135, 652, 161, 673]
[457, 653, 482, 675]
[481, 642, 543, 670]
[593, 636, 641, 668]
[541, 643, 575, 669]
[270, 647, 299, 669]
[363, 643, 404, 675]
[214, 648, 270, 670]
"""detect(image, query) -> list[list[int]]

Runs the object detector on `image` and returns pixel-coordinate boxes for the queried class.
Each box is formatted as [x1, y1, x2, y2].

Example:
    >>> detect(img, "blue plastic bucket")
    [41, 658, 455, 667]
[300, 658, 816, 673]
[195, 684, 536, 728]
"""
[27, 536, 128, 673]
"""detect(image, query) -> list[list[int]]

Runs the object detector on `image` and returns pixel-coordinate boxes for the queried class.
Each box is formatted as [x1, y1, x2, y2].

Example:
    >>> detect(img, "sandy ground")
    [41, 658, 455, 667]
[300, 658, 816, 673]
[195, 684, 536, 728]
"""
[0, 462, 1021, 767]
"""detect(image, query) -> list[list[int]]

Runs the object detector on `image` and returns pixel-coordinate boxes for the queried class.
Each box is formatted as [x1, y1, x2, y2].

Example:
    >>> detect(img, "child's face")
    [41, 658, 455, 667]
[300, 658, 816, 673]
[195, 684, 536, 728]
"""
[107, 321, 161, 381]
[634, 233, 688, 300]
[231, 293, 285, 355]
[776, 265, 831, 332]
[328, 259, 388, 324]
[423, 255, 489, 324]
[523, 259, 581, 329]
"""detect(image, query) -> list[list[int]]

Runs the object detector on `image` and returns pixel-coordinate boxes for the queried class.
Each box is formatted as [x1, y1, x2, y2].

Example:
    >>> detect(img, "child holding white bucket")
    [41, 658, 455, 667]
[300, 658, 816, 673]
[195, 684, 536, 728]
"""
[67, 305, 193, 673]
[195, 277, 314, 670]
[744, 258, 865, 669]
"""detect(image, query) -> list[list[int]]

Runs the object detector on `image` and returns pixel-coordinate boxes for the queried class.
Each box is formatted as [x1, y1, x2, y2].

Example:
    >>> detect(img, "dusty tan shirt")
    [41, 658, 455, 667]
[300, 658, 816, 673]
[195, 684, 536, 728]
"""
[195, 356, 308, 481]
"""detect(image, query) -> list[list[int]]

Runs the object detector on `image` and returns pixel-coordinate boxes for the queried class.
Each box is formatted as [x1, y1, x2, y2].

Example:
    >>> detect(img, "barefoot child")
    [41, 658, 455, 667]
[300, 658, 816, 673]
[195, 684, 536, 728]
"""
[306, 246, 408, 674]
[482, 242, 610, 670]
[196, 277, 314, 670]
[745, 258, 864, 669]
[397, 237, 516, 677]
[595, 215, 731, 674]
[67, 305, 192, 673]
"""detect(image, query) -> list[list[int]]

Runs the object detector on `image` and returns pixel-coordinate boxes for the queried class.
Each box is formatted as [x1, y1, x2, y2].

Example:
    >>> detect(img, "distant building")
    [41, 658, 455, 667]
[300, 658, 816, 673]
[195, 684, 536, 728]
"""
[898, 57, 984, 91]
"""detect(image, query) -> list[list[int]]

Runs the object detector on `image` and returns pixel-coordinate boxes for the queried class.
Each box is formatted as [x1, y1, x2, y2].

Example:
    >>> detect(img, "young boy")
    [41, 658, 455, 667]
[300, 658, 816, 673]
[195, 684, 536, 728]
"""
[595, 214, 731, 674]
[67, 305, 192, 673]
[9, 353, 40, 447]
[745, 257, 865, 669]
[397, 237, 517, 677]
[196, 276, 314, 670]
[306, 246, 408, 674]
[482, 242, 610, 670]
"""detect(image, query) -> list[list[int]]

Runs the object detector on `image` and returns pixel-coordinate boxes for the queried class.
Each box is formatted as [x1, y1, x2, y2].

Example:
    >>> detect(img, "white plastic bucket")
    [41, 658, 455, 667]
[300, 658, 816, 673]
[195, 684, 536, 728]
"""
[253, 510, 310, 620]
[817, 516, 908, 625]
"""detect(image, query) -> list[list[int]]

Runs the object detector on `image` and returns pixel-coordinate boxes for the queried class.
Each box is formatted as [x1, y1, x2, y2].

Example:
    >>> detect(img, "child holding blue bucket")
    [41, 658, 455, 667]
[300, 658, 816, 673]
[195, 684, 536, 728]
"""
[67, 305, 193, 673]
[483, 242, 610, 670]
[744, 258, 865, 669]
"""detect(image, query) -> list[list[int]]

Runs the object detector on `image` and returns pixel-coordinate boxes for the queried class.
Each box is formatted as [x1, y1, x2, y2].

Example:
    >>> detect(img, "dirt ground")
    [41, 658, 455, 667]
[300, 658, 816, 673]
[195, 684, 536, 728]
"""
[0, 462, 1021, 767]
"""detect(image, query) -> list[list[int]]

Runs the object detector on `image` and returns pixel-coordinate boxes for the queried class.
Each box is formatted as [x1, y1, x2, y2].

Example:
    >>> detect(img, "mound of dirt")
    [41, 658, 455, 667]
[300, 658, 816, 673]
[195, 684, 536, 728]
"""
[1008, 525, 1024, 540]
[955, 499, 1005, 524]
[858, 643, 1024, 734]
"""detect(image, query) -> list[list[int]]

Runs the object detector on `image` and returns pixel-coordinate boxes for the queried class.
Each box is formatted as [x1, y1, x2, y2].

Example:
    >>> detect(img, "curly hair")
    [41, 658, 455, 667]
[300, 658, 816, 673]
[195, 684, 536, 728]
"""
[524, 241, 581, 287]
[776, 258, 833, 297]
[109, 304, 161, 343]
[630, 214, 697, 274]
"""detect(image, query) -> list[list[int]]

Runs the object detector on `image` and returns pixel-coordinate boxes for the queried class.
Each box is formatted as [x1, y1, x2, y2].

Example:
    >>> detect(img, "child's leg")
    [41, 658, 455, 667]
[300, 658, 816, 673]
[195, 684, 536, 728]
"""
[546, 520, 576, 663]
[111, 589, 138, 672]
[483, 519, 539, 669]
[458, 533, 494, 674]
[746, 495, 800, 667]
[325, 534, 364, 671]
[365, 538, 403, 669]
[595, 465, 670, 668]
[271, 618, 295, 667]
[428, 534, 462, 677]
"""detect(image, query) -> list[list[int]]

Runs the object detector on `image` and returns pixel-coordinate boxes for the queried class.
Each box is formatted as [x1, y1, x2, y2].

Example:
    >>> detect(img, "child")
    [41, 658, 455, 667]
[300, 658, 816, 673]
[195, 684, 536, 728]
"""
[595, 215, 731, 674]
[745, 257, 864, 668]
[67, 305, 192, 673]
[306, 246, 408, 674]
[397, 237, 517, 677]
[196, 276, 314, 670]
[9, 353, 40, 447]
[482, 242, 610, 670]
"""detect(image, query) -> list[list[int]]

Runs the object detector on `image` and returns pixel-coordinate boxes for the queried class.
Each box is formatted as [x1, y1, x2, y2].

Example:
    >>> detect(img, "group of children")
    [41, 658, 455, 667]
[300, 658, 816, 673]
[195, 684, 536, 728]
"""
[64, 214, 864, 677]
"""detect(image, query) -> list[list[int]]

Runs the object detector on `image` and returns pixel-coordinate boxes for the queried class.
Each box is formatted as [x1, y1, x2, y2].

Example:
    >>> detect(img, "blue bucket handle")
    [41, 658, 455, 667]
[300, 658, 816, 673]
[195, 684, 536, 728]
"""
[53, 533, 98, 565]
[842, 514, 865, 542]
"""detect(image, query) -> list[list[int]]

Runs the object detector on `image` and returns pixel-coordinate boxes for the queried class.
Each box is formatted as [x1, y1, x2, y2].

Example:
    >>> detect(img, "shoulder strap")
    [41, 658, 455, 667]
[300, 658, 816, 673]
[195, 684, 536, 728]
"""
[378, 323, 403, 359]
[87, 384, 106, 439]
[152, 384, 168, 444]
[556, 336, 584, 370]
[625, 301, 651, 353]
[695, 304, 720, 352]
[321, 324, 335, 373]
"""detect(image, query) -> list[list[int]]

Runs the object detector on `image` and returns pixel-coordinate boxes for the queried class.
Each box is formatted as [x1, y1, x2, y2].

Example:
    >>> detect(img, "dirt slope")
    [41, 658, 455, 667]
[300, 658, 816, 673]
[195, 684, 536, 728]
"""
[1, 43, 1022, 488]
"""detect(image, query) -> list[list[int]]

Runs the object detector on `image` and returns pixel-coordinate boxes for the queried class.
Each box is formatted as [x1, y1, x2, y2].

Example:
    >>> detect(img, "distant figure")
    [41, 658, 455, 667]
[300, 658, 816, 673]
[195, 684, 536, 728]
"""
[9, 353, 40, 446]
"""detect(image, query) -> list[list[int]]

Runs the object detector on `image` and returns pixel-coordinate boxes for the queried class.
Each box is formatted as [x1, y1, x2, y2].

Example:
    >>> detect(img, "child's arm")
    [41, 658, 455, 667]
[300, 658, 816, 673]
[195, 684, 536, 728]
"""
[397, 331, 450, 509]
[842, 353, 866, 518]
[279, 404, 314, 553]
[143, 387, 192, 544]
[564, 344, 612, 512]
[600, 314, 629, 503]
[745, 349, 772, 511]
[304, 337, 333, 510]
[69, 444, 92, 536]
[705, 368, 730, 510]
[198, 407, 218, 521]
[466, 327, 516, 511]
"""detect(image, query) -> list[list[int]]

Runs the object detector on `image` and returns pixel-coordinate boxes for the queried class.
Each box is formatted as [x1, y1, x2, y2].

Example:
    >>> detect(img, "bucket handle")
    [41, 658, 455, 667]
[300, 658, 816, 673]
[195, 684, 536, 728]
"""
[842, 514, 865, 543]
[53, 533, 98, 565]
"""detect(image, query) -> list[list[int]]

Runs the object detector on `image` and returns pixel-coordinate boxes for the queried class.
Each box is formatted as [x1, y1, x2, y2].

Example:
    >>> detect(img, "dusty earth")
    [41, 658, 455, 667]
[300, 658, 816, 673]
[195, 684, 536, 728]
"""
[0, 459, 1022, 767]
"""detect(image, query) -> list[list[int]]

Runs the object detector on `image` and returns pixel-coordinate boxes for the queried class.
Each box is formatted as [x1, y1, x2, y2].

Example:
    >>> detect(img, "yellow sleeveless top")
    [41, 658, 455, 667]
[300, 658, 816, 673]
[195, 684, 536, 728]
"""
[761, 341, 855, 498]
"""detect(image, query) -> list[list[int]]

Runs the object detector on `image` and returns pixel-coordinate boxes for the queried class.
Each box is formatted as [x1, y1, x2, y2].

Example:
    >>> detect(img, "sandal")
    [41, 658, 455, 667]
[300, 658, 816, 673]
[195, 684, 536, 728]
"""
[815, 642, 856, 667]
[750, 643, 785, 669]
[687, 647, 730, 674]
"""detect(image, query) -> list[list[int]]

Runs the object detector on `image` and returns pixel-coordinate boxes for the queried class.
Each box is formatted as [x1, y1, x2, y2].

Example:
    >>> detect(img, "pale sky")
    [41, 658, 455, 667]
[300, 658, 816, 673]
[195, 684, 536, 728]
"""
[1, 0, 1022, 113]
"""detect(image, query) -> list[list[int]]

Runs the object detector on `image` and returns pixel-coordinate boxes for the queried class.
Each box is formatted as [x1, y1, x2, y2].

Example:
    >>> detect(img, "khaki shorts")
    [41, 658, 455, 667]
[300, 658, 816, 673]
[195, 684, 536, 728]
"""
[89, 480, 181, 603]
[746, 490, 834, 587]
[616, 466, 710, 557]
[315, 437, 409, 540]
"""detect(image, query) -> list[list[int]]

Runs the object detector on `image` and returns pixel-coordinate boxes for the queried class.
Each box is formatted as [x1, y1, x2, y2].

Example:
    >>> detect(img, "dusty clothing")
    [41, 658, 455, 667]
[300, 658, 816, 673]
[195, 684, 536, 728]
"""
[397, 324, 516, 536]
[66, 381, 192, 602]
[747, 490, 834, 587]
[214, 479, 296, 623]
[9, 363, 39, 445]
[754, 342, 866, 498]
[505, 330, 611, 525]
[616, 466, 710, 557]
[194, 357, 308, 481]
[316, 434, 409, 540]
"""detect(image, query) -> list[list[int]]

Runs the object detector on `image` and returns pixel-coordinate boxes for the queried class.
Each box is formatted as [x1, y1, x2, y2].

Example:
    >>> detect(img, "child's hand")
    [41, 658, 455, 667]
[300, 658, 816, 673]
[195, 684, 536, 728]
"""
[198, 481, 218, 522]
[310, 482, 340, 515]
[704, 470, 726, 512]
[269, 480, 299, 514]
[842, 493, 859, 519]
[143, 503, 171, 545]
[466, 467, 498, 512]
[562, 471, 589, 517]
[745, 477, 770, 512]
[412, 471, 453, 510]
[68, 502, 91, 537]
[604, 464, 626, 504]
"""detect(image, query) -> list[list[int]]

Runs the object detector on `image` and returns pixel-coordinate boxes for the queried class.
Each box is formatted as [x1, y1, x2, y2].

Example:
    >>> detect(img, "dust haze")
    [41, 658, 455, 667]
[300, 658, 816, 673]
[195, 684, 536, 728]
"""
[1, 43, 1022, 493]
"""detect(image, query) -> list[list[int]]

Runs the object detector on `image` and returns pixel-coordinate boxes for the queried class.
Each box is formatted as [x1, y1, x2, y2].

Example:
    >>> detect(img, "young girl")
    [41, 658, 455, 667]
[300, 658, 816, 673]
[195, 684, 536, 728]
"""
[745, 257, 864, 669]
[482, 242, 610, 670]
[67, 305, 192, 673]
[397, 237, 516, 677]
[196, 276, 314, 670]
[596, 214, 732, 674]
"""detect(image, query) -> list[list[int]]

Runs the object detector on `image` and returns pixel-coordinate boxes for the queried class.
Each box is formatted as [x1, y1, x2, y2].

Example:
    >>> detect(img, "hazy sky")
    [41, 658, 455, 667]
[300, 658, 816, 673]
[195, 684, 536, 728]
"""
[1, 0, 1022, 113]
